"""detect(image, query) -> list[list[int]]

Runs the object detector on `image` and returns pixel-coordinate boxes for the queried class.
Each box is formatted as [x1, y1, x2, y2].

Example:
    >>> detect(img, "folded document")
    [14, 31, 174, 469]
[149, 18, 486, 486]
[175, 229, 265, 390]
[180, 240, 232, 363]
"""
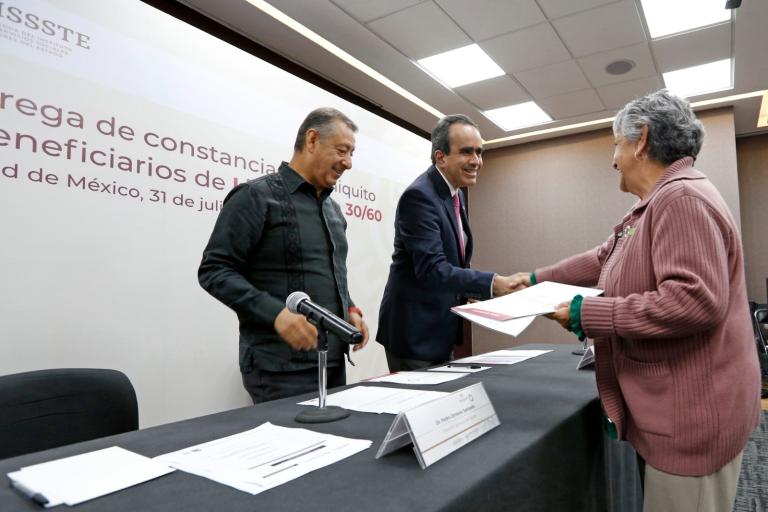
[452, 281, 603, 337]
[7, 446, 174, 508]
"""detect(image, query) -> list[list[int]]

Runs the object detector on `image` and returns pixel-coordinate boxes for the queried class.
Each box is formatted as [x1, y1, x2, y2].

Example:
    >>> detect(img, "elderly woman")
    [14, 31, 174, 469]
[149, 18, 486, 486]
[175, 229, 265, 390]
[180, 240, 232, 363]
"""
[515, 90, 761, 511]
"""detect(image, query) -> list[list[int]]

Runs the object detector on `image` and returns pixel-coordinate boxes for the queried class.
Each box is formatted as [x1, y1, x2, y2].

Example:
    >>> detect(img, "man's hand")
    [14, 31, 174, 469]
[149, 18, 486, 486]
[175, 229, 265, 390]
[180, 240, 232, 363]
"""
[492, 272, 531, 297]
[509, 272, 532, 290]
[348, 311, 369, 352]
[274, 308, 318, 351]
[545, 301, 571, 331]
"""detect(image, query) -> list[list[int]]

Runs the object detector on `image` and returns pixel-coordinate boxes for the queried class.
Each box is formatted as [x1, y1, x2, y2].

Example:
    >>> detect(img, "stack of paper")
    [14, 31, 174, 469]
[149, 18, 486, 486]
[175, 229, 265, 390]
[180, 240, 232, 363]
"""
[7, 446, 174, 508]
[298, 386, 448, 414]
[452, 281, 603, 337]
[154, 422, 370, 495]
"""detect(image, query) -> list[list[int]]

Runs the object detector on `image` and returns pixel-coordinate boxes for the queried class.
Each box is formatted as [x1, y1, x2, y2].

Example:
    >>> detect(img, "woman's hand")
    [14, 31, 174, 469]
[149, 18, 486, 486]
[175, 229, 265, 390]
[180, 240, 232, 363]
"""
[546, 301, 571, 331]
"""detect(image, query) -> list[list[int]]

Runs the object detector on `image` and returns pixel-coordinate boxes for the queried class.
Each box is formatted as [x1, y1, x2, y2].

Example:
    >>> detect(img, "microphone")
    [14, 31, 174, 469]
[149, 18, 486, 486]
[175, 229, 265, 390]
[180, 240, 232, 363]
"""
[286, 292, 363, 345]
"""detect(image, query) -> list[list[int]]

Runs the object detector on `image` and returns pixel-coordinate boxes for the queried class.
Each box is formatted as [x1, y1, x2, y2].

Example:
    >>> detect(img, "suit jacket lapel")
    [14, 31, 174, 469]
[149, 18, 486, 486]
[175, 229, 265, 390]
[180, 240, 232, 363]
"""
[428, 167, 462, 248]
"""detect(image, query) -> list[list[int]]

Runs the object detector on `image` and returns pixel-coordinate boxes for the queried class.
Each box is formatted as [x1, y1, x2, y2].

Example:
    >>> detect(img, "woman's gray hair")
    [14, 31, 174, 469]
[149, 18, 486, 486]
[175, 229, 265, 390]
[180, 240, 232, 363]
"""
[613, 89, 705, 165]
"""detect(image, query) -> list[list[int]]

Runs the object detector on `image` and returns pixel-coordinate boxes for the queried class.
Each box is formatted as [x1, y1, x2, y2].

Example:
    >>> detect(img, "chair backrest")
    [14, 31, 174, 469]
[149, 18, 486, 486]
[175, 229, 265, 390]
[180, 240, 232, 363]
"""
[0, 369, 138, 460]
[749, 302, 768, 357]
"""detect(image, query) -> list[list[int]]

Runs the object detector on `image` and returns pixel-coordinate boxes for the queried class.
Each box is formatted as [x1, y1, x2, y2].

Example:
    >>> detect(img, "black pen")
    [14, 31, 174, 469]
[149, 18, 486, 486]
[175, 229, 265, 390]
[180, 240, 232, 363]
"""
[11, 480, 50, 506]
[446, 364, 482, 369]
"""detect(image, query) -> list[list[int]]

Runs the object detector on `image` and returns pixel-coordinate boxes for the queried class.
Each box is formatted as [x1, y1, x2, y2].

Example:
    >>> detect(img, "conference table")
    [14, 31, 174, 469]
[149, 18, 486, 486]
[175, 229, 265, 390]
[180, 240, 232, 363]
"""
[0, 344, 609, 511]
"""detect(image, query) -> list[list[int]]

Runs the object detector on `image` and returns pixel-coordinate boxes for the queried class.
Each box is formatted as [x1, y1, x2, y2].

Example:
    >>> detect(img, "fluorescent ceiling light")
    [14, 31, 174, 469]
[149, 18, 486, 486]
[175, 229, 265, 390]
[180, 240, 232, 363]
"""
[484, 90, 766, 147]
[663, 59, 732, 98]
[758, 92, 768, 128]
[417, 44, 504, 88]
[484, 102, 552, 132]
[243, 0, 444, 119]
[640, 0, 731, 39]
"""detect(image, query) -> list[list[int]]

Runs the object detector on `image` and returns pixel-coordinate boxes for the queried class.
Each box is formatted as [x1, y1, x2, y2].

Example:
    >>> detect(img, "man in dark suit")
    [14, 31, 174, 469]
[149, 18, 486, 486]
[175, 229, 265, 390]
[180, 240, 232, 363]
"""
[377, 115, 521, 371]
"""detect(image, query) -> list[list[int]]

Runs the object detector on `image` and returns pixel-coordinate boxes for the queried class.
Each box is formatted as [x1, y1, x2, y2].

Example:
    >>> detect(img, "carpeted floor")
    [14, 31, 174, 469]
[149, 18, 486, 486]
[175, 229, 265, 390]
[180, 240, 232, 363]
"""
[735, 411, 768, 512]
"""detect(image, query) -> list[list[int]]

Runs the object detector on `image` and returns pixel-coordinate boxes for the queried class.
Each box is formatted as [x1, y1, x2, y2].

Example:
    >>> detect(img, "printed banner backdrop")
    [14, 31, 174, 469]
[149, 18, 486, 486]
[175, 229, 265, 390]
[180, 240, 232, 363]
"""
[0, 0, 431, 426]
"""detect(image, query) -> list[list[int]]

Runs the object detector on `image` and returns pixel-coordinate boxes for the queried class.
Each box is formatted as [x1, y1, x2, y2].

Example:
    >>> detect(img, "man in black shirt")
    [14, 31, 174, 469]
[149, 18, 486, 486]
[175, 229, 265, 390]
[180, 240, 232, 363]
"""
[198, 107, 369, 403]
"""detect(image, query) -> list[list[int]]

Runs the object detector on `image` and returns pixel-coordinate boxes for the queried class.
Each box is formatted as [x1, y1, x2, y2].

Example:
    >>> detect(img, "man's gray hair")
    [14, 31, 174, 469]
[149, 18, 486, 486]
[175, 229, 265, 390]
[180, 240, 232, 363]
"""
[431, 114, 479, 164]
[294, 107, 358, 152]
[613, 89, 704, 165]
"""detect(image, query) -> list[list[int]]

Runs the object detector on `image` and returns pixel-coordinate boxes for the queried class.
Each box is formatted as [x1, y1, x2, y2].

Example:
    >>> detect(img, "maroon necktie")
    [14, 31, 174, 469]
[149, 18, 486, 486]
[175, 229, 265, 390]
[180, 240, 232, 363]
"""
[453, 193, 465, 262]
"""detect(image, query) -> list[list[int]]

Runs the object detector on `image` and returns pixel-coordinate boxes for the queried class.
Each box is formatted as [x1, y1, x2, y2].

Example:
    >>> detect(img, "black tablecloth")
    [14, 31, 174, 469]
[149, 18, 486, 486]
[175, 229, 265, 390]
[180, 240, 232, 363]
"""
[0, 344, 607, 511]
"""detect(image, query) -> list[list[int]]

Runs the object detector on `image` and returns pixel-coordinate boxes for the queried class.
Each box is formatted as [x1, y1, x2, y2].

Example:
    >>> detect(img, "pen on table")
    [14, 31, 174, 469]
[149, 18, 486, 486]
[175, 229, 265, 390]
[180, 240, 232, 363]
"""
[447, 364, 482, 369]
[10, 480, 49, 506]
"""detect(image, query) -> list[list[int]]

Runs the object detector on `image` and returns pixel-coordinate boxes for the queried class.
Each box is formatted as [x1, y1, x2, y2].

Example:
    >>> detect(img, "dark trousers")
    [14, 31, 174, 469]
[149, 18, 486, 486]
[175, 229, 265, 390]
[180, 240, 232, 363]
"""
[241, 365, 346, 404]
[385, 348, 448, 372]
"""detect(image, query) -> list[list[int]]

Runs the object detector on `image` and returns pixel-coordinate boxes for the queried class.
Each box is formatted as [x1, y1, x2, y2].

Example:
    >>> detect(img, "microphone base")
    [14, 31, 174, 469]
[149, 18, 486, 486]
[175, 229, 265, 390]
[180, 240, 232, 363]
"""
[295, 406, 350, 424]
[572, 349, 586, 356]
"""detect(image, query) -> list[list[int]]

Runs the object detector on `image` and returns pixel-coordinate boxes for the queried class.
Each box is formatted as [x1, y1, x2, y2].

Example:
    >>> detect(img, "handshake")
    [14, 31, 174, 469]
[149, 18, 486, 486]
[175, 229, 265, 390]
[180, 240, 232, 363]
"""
[491, 272, 532, 297]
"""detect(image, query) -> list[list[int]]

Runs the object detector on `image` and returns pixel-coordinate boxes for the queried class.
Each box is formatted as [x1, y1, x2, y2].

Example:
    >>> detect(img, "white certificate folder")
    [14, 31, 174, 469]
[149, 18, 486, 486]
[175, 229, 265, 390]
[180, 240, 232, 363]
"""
[452, 281, 603, 337]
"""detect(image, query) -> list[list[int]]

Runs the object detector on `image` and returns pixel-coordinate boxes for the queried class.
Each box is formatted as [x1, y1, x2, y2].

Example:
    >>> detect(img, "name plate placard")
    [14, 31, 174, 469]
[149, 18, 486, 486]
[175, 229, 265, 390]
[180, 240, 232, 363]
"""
[375, 382, 500, 469]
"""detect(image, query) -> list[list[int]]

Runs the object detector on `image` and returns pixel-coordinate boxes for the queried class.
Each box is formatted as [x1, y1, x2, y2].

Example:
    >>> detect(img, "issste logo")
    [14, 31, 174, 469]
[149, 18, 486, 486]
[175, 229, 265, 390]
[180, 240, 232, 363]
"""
[0, 2, 91, 49]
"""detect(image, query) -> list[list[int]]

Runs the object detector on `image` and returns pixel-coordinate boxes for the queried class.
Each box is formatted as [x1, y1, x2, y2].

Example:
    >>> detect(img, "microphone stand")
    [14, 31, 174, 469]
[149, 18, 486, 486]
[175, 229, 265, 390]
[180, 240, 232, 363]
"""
[295, 316, 351, 424]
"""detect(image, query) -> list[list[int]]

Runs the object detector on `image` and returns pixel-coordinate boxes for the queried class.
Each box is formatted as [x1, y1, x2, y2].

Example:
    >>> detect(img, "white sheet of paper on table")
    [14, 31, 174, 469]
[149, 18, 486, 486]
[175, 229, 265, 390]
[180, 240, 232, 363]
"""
[452, 349, 552, 365]
[154, 422, 371, 495]
[8, 446, 174, 508]
[428, 365, 491, 373]
[367, 371, 467, 385]
[298, 386, 448, 414]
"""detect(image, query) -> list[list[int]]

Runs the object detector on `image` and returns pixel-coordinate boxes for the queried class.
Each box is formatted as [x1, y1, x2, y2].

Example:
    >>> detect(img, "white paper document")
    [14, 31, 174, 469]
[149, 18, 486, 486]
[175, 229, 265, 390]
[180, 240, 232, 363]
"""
[298, 386, 448, 414]
[452, 281, 603, 338]
[452, 349, 552, 365]
[367, 371, 467, 385]
[154, 422, 370, 495]
[428, 365, 491, 373]
[453, 311, 536, 338]
[7, 446, 174, 508]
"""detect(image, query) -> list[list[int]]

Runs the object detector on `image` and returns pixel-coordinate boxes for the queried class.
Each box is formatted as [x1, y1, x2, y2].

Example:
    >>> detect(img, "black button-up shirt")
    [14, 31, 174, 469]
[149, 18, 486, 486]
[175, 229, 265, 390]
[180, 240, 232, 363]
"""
[199, 162, 353, 372]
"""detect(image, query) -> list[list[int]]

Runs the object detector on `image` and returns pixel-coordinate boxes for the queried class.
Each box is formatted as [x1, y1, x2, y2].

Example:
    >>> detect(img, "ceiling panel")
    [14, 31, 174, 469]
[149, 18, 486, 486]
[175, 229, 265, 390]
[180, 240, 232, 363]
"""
[515, 60, 591, 99]
[184, 0, 768, 145]
[436, 0, 545, 41]
[596, 75, 664, 110]
[538, 88, 606, 119]
[480, 23, 571, 74]
[329, 0, 424, 24]
[651, 23, 731, 73]
[537, 0, 621, 20]
[366, 2, 470, 60]
[455, 75, 531, 110]
[578, 42, 657, 87]
[553, 0, 646, 57]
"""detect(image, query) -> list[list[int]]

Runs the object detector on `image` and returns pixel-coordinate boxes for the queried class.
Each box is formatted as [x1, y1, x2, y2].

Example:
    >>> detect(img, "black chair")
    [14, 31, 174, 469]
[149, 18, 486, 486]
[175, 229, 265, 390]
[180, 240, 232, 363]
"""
[0, 369, 138, 460]
[750, 302, 768, 356]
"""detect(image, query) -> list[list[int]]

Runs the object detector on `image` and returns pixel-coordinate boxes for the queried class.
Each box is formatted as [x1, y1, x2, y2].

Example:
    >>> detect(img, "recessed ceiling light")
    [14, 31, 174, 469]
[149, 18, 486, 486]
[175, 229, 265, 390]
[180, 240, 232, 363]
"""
[605, 59, 635, 76]
[640, 0, 731, 39]
[417, 44, 505, 88]
[484, 102, 552, 132]
[662, 59, 732, 98]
